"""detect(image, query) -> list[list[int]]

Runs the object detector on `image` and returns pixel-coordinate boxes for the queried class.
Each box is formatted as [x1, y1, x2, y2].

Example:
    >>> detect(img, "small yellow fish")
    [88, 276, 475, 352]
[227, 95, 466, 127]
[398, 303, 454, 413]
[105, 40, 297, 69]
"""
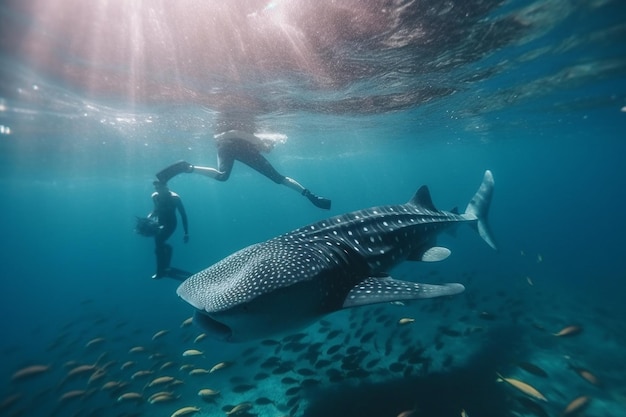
[160, 361, 176, 370]
[148, 391, 175, 403]
[553, 325, 582, 337]
[171, 406, 201, 417]
[131, 370, 154, 379]
[179, 364, 195, 371]
[101, 381, 122, 390]
[562, 396, 590, 416]
[198, 388, 221, 398]
[152, 330, 170, 340]
[398, 318, 415, 325]
[63, 360, 79, 368]
[150, 393, 178, 404]
[129, 346, 147, 353]
[526, 276, 534, 286]
[117, 392, 143, 402]
[189, 368, 210, 376]
[226, 402, 252, 415]
[496, 373, 547, 402]
[148, 376, 175, 387]
[11, 364, 51, 381]
[182, 349, 203, 357]
[0, 393, 21, 410]
[180, 317, 193, 328]
[67, 364, 96, 377]
[194, 333, 207, 343]
[571, 367, 601, 386]
[461, 409, 469, 417]
[210, 361, 230, 373]
[85, 337, 106, 348]
[59, 390, 88, 402]
[121, 361, 135, 370]
[88, 369, 106, 385]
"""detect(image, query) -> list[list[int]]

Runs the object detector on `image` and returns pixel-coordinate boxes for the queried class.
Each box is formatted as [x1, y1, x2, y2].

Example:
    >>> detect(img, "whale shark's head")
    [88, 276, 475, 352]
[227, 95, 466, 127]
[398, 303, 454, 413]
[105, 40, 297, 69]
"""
[176, 237, 361, 342]
[188, 277, 334, 342]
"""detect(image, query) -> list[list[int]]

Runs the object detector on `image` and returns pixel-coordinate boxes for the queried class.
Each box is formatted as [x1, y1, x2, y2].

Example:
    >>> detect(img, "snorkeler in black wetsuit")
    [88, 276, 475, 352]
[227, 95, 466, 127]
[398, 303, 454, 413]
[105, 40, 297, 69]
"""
[149, 181, 189, 279]
[156, 115, 331, 210]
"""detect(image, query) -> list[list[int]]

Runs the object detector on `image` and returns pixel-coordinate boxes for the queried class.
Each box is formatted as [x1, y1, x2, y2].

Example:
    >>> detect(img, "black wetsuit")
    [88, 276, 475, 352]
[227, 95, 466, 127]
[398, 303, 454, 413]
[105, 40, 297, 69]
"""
[215, 138, 285, 184]
[151, 190, 188, 277]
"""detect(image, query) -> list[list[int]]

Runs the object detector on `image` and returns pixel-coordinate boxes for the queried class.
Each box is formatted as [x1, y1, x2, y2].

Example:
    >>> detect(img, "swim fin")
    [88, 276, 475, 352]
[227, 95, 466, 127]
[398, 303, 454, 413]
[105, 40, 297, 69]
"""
[303, 189, 331, 210]
[156, 160, 193, 183]
[164, 267, 193, 282]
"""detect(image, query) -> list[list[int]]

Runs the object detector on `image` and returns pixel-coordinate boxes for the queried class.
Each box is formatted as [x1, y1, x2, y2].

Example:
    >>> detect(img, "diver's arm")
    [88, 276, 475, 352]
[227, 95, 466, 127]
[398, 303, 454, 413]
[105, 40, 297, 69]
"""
[148, 192, 159, 218]
[177, 198, 189, 238]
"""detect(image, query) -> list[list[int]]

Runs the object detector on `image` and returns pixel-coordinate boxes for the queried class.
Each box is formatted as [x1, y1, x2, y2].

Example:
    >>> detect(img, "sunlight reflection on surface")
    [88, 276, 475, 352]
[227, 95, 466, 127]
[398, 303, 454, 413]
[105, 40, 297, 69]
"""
[1, 0, 624, 123]
[6, 0, 350, 106]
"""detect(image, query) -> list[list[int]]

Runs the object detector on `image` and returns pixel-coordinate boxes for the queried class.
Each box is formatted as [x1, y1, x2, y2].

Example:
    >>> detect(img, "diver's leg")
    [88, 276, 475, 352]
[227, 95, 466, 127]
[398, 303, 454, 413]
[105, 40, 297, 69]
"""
[191, 147, 233, 181]
[191, 165, 230, 181]
[156, 161, 193, 183]
[237, 146, 332, 210]
[281, 176, 305, 193]
[153, 243, 173, 279]
[153, 243, 167, 279]
[283, 176, 331, 209]
[152, 224, 175, 279]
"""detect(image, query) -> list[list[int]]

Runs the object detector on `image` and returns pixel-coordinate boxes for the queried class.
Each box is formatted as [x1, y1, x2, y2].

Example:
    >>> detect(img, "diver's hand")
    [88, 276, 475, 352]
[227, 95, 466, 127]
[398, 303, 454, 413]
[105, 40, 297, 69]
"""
[183, 234, 189, 244]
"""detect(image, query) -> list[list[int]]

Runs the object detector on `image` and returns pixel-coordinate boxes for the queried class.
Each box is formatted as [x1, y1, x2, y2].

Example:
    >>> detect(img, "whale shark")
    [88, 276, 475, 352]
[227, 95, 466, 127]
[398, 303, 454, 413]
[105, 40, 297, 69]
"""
[177, 170, 497, 342]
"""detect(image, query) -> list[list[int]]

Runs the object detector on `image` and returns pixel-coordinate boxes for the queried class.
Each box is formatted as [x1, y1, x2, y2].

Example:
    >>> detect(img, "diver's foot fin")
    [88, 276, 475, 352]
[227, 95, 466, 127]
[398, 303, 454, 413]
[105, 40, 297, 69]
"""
[164, 267, 193, 282]
[156, 160, 193, 183]
[303, 189, 331, 210]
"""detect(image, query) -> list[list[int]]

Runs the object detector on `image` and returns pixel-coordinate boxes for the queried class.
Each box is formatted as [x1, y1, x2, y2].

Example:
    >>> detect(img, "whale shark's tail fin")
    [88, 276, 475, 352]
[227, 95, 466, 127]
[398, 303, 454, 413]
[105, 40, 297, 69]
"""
[464, 170, 497, 250]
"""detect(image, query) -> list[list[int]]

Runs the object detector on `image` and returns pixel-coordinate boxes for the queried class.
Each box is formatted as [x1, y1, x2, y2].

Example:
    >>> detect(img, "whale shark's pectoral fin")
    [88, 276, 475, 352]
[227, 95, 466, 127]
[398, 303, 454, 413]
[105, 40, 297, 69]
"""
[407, 246, 451, 262]
[420, 246, 451, 262]
[342, 276, 465, 308]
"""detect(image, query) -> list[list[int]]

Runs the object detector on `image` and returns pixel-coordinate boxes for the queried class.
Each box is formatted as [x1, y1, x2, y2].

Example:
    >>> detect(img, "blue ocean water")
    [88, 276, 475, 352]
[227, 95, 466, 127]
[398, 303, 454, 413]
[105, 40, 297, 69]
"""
[1, 1, 625, 416]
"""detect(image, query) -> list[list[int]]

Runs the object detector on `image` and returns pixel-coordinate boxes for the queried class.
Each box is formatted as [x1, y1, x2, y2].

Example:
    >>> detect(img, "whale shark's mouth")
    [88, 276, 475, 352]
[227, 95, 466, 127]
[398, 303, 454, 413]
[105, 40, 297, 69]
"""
[193, 310, 232, 341]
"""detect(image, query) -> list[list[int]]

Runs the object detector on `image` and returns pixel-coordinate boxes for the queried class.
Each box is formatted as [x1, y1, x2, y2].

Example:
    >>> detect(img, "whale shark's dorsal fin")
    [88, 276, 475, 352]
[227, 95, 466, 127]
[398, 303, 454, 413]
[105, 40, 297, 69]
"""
[408, 186, 437, 211]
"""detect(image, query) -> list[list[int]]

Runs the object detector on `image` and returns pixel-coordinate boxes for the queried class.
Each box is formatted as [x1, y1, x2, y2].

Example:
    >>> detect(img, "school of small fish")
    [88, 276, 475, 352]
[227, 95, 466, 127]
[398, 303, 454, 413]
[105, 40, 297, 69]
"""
[1, 265, 623, 417]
